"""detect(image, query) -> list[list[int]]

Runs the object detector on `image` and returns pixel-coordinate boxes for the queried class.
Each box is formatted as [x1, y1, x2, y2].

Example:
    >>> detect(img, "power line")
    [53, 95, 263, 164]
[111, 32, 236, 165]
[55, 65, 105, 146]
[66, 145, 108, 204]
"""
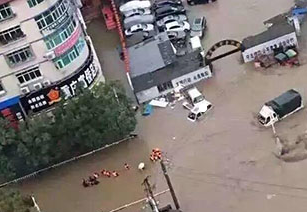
[173, 165, 307, 192]
[173, 173, 307, 200]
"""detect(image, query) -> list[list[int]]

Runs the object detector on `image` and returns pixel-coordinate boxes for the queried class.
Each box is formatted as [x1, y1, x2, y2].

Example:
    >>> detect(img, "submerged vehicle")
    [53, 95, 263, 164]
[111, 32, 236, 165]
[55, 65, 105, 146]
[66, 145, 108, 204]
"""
[258, 89, 304, 127]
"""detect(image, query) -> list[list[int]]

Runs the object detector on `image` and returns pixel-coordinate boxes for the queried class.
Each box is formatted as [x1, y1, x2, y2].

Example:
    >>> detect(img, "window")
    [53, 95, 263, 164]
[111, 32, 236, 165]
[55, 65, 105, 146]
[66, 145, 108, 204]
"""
[157, 81, 173, 93]
[27, 0, 44, 8]
[34, 0, 68, 30]
[54, 38, 86, 69]
[16, 67, 42, 84]
[6, 47, 33, 67]
[44, 18, 77, 50]
[0, 3, 13, 21]
[0, 26, 25, 45]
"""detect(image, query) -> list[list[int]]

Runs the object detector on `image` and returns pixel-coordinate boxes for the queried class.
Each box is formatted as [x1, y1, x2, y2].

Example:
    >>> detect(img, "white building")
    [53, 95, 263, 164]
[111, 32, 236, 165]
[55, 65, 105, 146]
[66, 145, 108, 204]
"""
[0, 0, 104, 120]
[242, 23, 298, 63]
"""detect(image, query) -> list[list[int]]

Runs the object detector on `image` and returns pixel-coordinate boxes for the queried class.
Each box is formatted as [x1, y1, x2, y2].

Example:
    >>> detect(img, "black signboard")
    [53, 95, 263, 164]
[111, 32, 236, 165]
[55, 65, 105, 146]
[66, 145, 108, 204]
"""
[20, 53, 99, 114]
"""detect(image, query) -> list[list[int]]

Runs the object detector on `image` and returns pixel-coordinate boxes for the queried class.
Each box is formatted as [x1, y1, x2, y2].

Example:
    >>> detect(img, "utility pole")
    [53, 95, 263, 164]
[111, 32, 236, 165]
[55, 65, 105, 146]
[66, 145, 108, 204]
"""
[160, 160, 180, 210]
[142, 177, 159, 212]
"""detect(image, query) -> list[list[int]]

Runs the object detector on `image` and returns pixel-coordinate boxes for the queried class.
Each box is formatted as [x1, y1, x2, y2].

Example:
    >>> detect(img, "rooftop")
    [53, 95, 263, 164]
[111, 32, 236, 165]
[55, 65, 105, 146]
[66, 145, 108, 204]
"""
[128, 32, 176, 78]
[242, 22, 295, 49]
[131, 49, 203, 92]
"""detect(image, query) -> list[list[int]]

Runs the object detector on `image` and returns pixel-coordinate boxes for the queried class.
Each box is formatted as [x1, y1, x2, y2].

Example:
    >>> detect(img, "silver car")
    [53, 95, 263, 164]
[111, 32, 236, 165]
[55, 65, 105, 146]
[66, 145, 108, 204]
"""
[156, 14, 187, 28]
[124, 14, 154, 29]
[190, 17, 207, 38]
[123, 8, 151, 18]
[125, 23, 154, 37]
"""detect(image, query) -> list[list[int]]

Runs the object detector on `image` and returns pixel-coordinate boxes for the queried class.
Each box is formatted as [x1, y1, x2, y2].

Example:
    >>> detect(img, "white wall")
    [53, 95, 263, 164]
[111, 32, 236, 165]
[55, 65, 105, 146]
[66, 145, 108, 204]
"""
[172, 65, 212, 87]
[135, 65, 212, 103]
[136, 86, 160, 103]
[242, 32, 298, 63]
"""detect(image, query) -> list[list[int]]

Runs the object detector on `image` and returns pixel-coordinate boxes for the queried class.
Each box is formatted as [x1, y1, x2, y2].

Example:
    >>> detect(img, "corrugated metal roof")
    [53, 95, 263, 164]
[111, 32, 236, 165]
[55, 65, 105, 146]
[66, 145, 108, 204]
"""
[242, 23, 295, 49]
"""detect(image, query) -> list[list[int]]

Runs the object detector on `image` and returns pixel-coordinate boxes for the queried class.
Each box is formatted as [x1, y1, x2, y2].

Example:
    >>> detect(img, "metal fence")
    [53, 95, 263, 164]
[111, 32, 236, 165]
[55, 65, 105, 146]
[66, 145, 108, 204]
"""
[0, 135, 136, 188]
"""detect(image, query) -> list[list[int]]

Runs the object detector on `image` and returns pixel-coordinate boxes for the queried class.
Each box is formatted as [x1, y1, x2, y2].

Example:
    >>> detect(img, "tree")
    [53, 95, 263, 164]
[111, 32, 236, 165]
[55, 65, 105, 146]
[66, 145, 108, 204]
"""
[53, 81, 137, 153]
[0, 118, 19, 179]
[17, 113, 57, 168]
[0, 81, 137, 181]
[0, 188, 34, 212]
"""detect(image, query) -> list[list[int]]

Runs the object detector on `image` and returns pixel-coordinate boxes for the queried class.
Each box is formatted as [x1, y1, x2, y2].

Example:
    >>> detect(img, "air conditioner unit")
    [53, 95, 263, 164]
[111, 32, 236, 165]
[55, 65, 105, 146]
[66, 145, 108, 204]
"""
[20, 86, 30, 94]
[33, 83, 43, 90]
[44, 51, 55, 60]
[42, 80, 51, 87]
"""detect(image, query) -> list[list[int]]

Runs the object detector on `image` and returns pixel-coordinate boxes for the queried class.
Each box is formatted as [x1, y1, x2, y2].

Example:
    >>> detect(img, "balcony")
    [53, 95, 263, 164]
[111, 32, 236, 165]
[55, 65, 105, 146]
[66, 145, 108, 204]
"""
[37, 0, 75, 37]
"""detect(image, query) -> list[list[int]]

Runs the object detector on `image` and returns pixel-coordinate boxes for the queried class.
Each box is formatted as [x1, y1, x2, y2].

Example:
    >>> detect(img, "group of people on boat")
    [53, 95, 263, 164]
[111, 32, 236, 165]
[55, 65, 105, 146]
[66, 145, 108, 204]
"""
[150, 148, 162, 162]
[82, 163, 130, 187]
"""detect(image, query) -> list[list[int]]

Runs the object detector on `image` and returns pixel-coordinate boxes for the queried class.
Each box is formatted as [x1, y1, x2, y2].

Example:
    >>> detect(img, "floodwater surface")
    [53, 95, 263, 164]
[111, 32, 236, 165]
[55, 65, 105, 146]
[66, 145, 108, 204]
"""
[19, 0, 307, 212]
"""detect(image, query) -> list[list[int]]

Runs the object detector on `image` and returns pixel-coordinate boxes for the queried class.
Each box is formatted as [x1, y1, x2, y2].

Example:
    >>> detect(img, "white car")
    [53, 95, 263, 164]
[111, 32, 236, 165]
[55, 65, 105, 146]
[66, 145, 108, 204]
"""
[156, 14, 187, 28]
[187, 99, 213, 122]
[124, 14, 154, 29]
[165, 21, 190, 33]
[120, 0, 151, 13]
[125, 24, 154, 37]
[123, 8, 151, 17]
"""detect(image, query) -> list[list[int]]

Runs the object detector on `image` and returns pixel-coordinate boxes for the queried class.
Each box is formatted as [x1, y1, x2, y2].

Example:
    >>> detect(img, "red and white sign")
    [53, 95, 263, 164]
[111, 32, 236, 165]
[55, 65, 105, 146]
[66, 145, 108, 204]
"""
[54, 26, 81, 56]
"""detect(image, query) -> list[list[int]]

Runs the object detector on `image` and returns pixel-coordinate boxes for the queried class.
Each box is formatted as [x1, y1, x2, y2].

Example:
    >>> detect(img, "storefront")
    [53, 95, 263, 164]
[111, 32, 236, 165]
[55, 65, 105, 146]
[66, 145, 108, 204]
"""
[20, 53, 99, 114]
[0, 96, 24, 128]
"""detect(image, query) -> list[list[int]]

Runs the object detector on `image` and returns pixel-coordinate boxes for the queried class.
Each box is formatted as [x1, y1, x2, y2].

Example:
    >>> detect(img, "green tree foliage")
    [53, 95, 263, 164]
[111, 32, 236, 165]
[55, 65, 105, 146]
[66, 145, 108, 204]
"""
[0, 118, 18, 179]
[0, 82, 136, 180]
[0, 189, 34, 212]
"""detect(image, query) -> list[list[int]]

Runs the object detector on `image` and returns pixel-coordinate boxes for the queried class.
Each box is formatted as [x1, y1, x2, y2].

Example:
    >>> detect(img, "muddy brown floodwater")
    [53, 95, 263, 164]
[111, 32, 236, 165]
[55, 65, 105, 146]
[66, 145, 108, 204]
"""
[18, 0, 307, 212]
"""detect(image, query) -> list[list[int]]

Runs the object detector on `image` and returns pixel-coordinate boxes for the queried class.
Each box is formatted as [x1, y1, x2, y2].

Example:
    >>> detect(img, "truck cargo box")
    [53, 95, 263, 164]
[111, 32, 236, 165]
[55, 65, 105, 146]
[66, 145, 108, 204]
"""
[265, 89, 302, 118]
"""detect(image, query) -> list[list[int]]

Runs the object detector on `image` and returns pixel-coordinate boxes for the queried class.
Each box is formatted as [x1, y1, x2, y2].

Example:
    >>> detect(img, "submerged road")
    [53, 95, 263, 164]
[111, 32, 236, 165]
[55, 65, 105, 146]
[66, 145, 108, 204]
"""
[19, 0, 307, 212]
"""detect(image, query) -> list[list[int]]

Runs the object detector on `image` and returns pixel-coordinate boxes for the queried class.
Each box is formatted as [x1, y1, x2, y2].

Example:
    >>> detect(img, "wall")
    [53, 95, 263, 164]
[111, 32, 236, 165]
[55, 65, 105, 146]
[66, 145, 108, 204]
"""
[135, 65, 212, 103]
[242, 32, 298, 63]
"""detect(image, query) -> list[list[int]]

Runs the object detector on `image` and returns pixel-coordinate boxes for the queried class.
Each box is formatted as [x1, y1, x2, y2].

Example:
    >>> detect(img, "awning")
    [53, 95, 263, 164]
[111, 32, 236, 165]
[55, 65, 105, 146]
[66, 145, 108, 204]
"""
[0, 96, 19, 110]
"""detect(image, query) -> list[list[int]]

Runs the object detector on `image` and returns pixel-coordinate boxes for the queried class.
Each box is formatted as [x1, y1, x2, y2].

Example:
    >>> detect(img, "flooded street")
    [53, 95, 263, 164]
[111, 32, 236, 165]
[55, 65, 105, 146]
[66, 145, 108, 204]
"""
[18, 0, 307, 212]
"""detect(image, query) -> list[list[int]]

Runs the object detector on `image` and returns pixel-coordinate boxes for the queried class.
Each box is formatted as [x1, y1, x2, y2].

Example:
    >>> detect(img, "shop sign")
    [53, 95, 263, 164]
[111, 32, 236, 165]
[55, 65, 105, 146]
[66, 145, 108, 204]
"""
[20, 54, 98, 114]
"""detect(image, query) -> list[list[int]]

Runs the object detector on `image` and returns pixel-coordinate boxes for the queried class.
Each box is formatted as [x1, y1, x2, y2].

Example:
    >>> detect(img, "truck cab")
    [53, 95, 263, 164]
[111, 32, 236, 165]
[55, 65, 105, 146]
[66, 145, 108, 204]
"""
[257, 89, 303, 127]
[258, 105, 278, 126]
[187, 87, 205, 106]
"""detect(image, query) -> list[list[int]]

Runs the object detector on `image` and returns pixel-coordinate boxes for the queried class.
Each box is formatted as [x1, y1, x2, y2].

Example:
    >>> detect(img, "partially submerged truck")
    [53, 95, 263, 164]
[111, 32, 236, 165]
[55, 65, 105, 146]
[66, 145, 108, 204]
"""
[258, 89, 304, 127]
[182, 87, 213, 122]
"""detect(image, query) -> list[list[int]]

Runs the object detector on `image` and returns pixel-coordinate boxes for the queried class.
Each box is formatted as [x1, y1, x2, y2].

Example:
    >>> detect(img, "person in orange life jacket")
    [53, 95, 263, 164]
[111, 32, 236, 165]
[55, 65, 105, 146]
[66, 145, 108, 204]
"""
[93, 172, 99, 179]
[105, 171, 111, 177]
[124, 163, 130, 170]
[112, 171, 119, 177]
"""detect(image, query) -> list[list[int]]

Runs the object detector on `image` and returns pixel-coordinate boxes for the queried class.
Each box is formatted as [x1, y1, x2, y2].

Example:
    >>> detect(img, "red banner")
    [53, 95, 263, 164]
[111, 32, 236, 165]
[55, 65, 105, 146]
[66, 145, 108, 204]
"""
[54, 26, 81, 56]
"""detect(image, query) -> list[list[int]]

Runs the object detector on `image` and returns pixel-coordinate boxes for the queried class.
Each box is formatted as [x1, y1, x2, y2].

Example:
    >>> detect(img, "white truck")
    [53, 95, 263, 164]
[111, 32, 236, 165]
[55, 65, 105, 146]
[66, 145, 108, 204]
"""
[258, 89, 304, 127]
[182, 87, 213, 122]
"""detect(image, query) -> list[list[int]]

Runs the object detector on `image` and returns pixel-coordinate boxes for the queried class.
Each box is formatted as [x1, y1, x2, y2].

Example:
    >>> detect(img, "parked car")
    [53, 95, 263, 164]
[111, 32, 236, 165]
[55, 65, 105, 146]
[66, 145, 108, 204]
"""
[155, 5, 185, 20]
[165, 21, 190, 33]
[125, 23, 154, 37]
[156, 14, 187, 28]
[167, 31, 186, 40]
[190, 17, 207, 38]
[187, 0, 217, 6]
[120, 0, 151, 13]
[124, 14, 154, 29]
[153, 0, 182, 10]
[123, 8, 151, 17]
